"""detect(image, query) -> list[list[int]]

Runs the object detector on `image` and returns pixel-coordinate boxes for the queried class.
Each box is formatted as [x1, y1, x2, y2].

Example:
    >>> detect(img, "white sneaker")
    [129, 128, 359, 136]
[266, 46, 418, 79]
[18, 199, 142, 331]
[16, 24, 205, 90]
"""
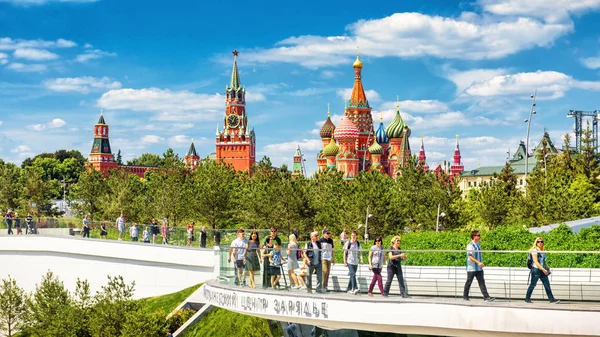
[352, 289, 360, 295]
[300, 286, 307, 290]
[347, 290, 354, 294]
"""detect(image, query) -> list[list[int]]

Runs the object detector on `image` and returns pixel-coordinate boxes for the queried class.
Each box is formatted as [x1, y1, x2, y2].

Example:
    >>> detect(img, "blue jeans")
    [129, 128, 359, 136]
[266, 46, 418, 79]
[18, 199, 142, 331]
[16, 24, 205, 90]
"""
[526, 268, 555, 300]
[346, 264, 358, 291]
[384, 264, 407, 296]
[307, 263, 322, 291]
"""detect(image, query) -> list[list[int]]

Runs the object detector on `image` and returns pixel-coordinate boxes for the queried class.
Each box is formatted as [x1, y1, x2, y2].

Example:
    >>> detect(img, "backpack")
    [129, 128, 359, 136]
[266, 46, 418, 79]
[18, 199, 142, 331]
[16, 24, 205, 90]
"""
[526, 253, 534, 270]
[296, 245, 303, 260]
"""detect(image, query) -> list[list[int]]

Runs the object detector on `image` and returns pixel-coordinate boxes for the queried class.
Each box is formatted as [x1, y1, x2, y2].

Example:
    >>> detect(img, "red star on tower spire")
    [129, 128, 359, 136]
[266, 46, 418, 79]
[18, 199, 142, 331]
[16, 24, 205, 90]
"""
[232, 50, 239, 56]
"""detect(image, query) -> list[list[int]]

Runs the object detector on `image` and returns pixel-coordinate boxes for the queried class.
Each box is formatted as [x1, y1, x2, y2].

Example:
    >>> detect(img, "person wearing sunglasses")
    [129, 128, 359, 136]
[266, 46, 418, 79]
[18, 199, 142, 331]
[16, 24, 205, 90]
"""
[383, 236, 408, 298]
[525, 237, 560, 304]
[463, 231, 495, 302]
[367, 236, 385, 296]
[264, 226, 282, 246]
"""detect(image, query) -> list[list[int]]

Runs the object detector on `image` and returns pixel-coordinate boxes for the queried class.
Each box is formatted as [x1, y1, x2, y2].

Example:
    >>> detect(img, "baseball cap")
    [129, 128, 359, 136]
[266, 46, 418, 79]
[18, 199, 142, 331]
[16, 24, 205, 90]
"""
[322, 228, 331, 234]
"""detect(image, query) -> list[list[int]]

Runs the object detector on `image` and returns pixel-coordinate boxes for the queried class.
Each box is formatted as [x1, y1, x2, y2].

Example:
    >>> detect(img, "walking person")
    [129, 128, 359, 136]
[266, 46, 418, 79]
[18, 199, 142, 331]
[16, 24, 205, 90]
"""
[5, 209, 13, 235]
[200, 226, 207, 248]
[150, 218, 159, 244]
[463, 231, 495, 302]
[525, 237, 560, 304]
[161, 221, 169, 245]
[100, 222, 107, 239]
[368, 236, 385, 297]
[228, 228, 248, 286]
[261, 237, 274, 289]
[143, 226, 150, 243]
[130, 223, 139, 242]
[303, 231, 323, 293]
[318, 229, 334, 292]
[286, 234, 301, 289]
[383, 236, 408, 298]
[213, 228, 221, 246]
[116, 213, 125, 241]
[343, 231, 362, 294]
[14, 212, 22, 235]
[82, 215, 90, 238]
[187, 223, 194, 247]
[245, 231, 261, 288]
[25, 212, 33, 234]
[268, 243, 284, 289]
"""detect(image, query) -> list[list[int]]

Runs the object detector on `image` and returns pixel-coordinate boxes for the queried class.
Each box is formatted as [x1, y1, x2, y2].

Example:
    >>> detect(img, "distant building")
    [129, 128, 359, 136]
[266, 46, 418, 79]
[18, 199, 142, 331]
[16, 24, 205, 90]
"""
[291, 145, 304, 177]
[88, 113, 152, 177]
[459, 132, 558, 193]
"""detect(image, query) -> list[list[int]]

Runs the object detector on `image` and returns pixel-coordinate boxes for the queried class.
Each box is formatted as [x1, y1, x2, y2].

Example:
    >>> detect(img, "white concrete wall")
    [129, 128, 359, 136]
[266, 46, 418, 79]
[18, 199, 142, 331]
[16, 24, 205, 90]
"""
[0, 236, 215, 299]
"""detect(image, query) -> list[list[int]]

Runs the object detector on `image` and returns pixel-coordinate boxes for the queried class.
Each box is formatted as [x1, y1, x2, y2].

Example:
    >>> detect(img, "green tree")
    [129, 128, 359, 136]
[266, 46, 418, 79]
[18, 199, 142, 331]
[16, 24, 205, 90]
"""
[25, 271, 76, 337]
[115, 150, 123, 165]
[99, 168, 144, 221]
[0, 161, 21, 212]
[120, 308, 168, 337]
[88, 276, 137, 337]
[127, 153, 162, 167]
[69, 168, 108, 220]
[143, 167, 188, 225]
[577, 121, 600, 180]
[0, 276, 27, 337]
[19, 166, 60, 217]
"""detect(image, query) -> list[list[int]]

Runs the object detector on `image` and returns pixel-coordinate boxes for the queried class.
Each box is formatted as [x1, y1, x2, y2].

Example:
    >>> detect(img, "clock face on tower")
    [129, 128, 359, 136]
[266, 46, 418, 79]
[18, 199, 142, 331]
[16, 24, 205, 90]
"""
[227, 114, 240, 128]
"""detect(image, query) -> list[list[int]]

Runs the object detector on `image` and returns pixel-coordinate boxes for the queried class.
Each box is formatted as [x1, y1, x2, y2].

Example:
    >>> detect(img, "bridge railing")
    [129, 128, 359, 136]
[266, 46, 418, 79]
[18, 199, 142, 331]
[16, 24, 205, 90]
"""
[215, 246, 600, 302]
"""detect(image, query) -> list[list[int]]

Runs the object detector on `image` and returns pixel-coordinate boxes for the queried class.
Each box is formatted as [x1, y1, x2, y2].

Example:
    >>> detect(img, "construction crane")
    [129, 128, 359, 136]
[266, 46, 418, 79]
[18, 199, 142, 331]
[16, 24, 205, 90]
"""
[567, 110, 599, 152]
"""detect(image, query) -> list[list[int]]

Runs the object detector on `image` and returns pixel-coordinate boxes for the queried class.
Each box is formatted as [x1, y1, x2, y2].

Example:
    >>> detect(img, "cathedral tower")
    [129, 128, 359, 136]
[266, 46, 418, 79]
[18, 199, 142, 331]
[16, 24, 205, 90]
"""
[385, 104, 411, 176]
[215, 51, 256, 172]
[450, 135, 464, 177]
[345, 54, 374, 171]
[89, 112, 118, 175]
[185, 139, 200, 168]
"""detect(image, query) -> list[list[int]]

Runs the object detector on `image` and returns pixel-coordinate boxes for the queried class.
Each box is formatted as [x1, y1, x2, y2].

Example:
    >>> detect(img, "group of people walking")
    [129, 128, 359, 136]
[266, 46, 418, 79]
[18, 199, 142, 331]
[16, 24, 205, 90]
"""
[228, 228, 561, 304]
[4, 209, 35, 235]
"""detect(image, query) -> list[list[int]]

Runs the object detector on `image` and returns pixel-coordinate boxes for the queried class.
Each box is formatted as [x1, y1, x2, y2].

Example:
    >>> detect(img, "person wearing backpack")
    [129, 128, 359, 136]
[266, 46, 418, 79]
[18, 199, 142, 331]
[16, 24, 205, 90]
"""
[343, 231, 363, 294]
[525, 237, 560, 304]
[303, 231, 323, 293]
[463, 231, 495, 302]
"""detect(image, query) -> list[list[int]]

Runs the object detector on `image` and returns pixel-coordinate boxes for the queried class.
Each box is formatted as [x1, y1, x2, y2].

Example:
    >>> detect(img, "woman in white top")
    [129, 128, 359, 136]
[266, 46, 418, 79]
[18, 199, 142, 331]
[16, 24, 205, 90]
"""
[525, 237, 560, 304]
[367, 236, 385, 296]
[286, 234, 302, 289]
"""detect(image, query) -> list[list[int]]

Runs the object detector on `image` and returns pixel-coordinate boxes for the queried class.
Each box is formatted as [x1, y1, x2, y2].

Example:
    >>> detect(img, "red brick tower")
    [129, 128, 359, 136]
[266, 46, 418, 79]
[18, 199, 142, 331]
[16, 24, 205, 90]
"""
[418, 135, 429, 172]
[215, 51, 256, 172]
[450, 135, 464, 177]
[89, 112, 118, 175]
[184, 139, 200, 169]
[345, 54, 374, 171]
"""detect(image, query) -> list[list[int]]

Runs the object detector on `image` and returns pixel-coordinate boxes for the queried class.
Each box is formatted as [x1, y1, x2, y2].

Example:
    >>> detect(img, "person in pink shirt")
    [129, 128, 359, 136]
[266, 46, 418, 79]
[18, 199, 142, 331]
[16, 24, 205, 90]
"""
[161, 221, 169, 245]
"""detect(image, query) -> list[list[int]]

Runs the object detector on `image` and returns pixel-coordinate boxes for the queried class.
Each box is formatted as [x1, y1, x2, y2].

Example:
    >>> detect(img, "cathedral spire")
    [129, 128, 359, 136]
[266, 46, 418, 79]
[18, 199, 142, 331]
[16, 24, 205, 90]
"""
[230, 50, 241, 90]
[450, 134, 464, 177]
[419, 135, 429, 172]
[349, 52, 369, 108]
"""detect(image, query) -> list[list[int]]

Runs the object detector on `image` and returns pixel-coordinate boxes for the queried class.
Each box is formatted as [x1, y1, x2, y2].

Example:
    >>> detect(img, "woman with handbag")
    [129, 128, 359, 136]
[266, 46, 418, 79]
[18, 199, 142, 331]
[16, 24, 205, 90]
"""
[525, 237, 560, 304]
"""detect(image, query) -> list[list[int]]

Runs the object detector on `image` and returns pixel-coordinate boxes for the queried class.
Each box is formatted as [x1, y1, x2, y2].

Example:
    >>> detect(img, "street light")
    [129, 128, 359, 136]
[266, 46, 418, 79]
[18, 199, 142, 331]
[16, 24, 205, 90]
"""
[361, 205, 373, 243]
[524, 90, 537, 188]
[436, 203, 446, 234]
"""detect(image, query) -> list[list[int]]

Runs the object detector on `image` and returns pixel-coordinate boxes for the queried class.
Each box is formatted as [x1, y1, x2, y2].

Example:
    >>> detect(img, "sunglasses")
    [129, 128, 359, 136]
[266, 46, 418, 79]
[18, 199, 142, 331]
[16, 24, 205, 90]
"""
[474, 234, 480, 237]
[271, 230, 277, 232]
[375, 240, 382, 243]
[537, 241, 544, 243]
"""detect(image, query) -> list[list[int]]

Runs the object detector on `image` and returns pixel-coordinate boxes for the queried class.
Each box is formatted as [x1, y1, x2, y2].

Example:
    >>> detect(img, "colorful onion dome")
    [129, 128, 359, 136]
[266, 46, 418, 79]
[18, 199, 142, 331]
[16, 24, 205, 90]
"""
[320, 106, 336, 139]
[368, 139, 383, 155]
[353, 53, 363, 69]
[376, 121, 389, 144]
[403, 125, 411, 138]
[334, 116, 359, 139]
[323, 138, 339, 157]
[386, 108, 407, 139]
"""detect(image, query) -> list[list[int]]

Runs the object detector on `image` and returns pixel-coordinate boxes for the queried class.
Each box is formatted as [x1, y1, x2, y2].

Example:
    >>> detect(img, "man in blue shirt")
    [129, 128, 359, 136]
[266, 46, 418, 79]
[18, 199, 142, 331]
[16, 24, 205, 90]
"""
[463, 230, 494, 302]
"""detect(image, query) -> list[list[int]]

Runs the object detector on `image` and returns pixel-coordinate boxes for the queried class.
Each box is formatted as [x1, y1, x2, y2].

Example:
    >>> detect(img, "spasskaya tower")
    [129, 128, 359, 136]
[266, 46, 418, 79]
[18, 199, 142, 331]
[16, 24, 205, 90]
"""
[215, 50, 256, 172]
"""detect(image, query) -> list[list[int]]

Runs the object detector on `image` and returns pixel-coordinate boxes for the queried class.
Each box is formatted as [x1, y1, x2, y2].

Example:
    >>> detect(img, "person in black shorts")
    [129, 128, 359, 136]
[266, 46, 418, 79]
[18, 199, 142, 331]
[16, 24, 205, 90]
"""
[214, 229, 221, 246]
[100, 223, 108, 238]
[150, 218, 159, 244]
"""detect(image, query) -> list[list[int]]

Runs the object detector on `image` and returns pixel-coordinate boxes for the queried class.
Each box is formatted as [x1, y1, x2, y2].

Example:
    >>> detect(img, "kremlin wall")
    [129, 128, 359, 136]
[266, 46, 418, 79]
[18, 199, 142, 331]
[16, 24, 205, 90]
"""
[88, 51, 554, 191]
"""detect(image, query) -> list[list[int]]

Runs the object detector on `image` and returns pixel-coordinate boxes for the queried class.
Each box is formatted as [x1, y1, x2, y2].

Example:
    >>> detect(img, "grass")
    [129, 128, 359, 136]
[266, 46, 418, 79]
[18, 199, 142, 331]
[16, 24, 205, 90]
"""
[140, 283, 203, 314]
[182, 307, 283, 337]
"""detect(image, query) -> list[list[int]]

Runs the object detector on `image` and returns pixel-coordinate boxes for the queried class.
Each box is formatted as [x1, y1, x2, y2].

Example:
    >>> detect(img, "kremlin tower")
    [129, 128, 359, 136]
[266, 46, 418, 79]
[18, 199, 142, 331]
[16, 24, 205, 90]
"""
[291, 145, 304, 177]
[215, 51, 256, 172]
[89, 112, 118, 175]
[184, 140, 200, 168]
[450, 135, 464, 178]
[418, 136, 429, 172]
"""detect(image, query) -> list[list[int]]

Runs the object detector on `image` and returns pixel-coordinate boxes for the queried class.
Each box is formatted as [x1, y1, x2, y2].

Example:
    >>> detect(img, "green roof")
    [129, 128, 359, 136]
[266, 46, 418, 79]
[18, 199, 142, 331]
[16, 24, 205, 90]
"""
[461, 157, 537, 177]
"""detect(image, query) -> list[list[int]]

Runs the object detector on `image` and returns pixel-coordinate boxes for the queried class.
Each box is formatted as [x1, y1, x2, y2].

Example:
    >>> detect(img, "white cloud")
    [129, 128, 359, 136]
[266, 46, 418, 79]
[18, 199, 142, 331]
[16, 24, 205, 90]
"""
[336, 88, 380, 101]
[263, 139, 323, 153]
[0, 37, 76, 50]
[11, 145, 31, 153]
[172, 123, 194, 130]
[167, 135, 192, 148]
[461, 70, 600, 99]
[380, 100, 450, 113]
[13, 48, 58, 61]
[0, 121, 3, 126]
[6, 63, 47, 72]
[581, 56, 600, 69]
[28, 118, 67, 131]
[477, 0, 600, 21]
[83, 43, 93, 49]
[74, 48, 116, 63]
[441, 67, 509, 94]
[286, 87, 334, 97]
[240, 11, 574, 68]
[44, 76, 122, 93]
[0, 0, 99, 4]
[141, 135, 164, 144]
[0, 52, 8, 65]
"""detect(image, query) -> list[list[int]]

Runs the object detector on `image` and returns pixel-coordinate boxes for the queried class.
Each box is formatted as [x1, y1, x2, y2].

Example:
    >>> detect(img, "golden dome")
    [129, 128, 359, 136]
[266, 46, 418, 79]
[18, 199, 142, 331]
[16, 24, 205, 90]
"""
[353, 53, 363, 69]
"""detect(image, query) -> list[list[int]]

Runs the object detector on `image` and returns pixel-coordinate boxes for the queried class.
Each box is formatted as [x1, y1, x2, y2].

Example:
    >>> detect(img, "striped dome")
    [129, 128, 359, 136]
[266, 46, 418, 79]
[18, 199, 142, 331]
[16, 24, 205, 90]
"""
[368, 139, 383, 155]
[386, 109, 407, 139]
[334, 116, 359, 139]
[320, 116, 336, 139]
[323, 138, 340, 157]
[376, 121, 389, 144]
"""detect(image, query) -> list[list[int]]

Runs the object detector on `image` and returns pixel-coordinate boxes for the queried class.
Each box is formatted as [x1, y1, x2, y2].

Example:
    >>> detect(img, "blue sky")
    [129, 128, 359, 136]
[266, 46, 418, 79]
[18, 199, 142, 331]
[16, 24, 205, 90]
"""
[1, 0, 600, 174]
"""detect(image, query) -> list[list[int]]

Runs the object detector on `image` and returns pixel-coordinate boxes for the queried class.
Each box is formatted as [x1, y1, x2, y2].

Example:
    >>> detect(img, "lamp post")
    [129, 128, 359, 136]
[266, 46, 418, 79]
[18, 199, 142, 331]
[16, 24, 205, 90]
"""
[435, 203, 446, 234]
[524, 90, 537, 186]
[364, 205, 373, 243]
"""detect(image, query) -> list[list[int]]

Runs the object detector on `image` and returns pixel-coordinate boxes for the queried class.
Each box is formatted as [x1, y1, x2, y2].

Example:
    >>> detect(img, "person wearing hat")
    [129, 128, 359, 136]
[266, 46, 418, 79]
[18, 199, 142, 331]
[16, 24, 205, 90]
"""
[318, 228, 335, 292]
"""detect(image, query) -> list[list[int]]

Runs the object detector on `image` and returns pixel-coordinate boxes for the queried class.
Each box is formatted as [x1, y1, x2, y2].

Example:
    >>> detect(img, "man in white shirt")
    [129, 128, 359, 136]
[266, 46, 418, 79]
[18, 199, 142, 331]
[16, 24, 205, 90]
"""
[228, 228, 248, 286]
[116, 213, 125, 241]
